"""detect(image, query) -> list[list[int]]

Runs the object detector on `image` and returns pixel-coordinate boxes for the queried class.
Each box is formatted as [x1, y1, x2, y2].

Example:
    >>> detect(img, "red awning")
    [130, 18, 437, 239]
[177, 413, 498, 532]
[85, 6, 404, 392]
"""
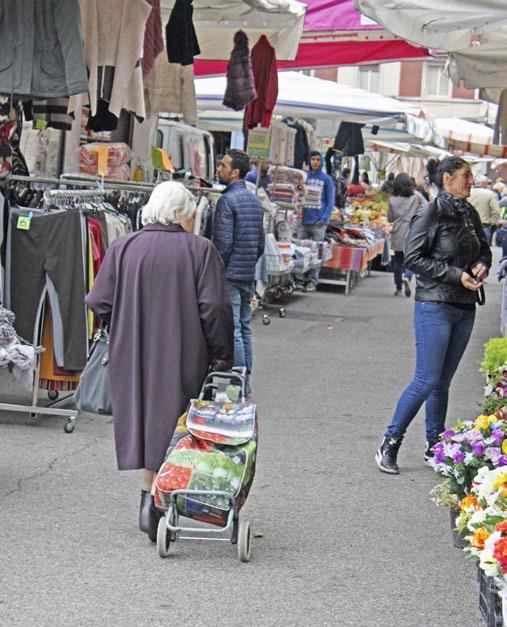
[194, 0, 429, 76]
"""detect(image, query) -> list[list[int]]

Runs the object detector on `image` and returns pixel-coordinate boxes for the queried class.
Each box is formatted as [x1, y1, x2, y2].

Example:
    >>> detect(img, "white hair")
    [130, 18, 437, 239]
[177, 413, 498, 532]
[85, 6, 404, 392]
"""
[141, 181, 197, 226]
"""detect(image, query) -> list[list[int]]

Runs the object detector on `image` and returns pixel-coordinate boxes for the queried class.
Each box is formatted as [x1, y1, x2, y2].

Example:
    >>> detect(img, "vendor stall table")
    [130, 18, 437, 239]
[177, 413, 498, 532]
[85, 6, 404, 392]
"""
[319, 239, 385, 294]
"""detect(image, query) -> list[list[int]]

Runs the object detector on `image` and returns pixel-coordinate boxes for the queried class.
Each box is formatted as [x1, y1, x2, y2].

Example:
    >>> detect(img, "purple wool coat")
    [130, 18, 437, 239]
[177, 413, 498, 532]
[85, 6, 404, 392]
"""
[85, 224, 234, 471]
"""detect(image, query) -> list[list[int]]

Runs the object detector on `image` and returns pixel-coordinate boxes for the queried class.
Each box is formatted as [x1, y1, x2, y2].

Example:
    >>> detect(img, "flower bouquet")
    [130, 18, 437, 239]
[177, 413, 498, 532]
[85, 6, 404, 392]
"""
[431, 415, 507, 503]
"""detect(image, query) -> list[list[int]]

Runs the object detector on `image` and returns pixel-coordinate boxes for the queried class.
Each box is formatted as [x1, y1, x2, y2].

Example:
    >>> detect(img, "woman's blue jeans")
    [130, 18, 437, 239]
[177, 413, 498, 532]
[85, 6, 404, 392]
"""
[385, 301, 475, 442]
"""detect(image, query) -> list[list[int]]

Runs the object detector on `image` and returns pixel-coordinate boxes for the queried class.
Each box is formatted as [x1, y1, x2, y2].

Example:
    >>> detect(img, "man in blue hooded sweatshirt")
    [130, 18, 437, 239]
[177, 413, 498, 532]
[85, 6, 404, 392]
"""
[297, 150, 335, 291]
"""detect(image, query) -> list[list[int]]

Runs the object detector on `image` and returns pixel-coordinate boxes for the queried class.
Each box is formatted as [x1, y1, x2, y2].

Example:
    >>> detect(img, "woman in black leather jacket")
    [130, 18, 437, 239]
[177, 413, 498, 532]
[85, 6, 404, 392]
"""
[376, 156, 492, 474]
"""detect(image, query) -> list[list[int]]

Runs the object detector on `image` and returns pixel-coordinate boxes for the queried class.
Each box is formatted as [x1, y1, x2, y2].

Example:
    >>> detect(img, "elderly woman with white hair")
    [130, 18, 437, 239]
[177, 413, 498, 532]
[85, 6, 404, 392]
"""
[85, 181, 234, 541]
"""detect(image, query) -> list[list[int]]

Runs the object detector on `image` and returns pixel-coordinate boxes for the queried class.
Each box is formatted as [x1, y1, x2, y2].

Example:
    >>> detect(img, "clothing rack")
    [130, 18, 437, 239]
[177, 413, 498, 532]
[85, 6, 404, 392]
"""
[0, 184, 109, 433]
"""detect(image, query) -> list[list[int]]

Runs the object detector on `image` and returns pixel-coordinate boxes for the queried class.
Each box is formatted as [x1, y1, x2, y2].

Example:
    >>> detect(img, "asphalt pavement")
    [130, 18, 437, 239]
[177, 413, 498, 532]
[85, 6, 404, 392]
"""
[0, 259, 501, 627]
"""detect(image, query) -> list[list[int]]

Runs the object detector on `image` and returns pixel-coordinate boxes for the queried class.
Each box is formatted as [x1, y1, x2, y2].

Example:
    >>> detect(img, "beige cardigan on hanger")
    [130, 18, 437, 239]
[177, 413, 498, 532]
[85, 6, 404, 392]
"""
[78, 0, 151, 119]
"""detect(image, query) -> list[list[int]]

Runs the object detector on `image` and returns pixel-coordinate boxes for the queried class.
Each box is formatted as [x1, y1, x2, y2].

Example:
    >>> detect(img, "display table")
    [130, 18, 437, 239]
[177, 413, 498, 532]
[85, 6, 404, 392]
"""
[320, 239, 386, 294]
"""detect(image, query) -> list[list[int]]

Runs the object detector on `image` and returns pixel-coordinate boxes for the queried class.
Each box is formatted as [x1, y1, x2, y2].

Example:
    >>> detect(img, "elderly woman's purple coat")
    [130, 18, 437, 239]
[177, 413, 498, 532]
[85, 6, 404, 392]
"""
[85, 224, 234, 471]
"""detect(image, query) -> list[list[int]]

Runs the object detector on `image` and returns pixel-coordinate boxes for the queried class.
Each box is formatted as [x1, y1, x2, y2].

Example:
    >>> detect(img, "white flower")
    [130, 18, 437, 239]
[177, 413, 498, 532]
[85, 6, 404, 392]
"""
[485, 384, 494, 396]
[480, 550, 500, 577]
[464, 451, 475, 466]
[467, 509, 487, 531]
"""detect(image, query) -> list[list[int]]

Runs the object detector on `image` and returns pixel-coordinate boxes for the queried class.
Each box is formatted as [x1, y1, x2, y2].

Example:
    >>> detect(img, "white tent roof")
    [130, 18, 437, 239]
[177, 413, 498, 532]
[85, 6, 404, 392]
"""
[431, 117, 507, 158]
[160, 0, 306, 60]
[356, 0, 507, 91]
[195, 71, 409, 124]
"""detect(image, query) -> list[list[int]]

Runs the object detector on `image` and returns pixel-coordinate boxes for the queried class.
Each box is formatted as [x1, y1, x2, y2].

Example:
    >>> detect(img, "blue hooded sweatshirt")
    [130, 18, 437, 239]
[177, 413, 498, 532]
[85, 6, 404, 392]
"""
[302, 168, 335, 225]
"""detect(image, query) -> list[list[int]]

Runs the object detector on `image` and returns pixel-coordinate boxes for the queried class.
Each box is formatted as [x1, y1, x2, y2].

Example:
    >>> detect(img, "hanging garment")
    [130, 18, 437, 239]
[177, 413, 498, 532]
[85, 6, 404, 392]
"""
[142, 0, 164, 78]
[0, 0, 87, 98]
[245, 36, 278, 130]
[281, 118, 310, 169]
[0, 106, 29, 177]
[22, 99, 73, 132]
[144, 53, 197, 125]
[165, 0, 200, 66]
[7, 209, 87, 370]
[223, 31, 257, 112]
[77, 0, 151, 120]
[333, 122, 365, 156]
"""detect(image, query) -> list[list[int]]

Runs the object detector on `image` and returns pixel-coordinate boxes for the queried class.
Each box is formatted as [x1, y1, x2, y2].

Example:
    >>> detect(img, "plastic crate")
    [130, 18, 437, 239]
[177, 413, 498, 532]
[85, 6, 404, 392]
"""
[477, 567, 503, 627]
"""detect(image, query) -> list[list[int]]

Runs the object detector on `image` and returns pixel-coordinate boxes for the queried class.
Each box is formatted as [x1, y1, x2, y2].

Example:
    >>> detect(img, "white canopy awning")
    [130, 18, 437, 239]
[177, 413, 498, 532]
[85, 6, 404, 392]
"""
[355, 0, 507, 91]
[161, 0, 306, 60]
[196, 71, 409, 124]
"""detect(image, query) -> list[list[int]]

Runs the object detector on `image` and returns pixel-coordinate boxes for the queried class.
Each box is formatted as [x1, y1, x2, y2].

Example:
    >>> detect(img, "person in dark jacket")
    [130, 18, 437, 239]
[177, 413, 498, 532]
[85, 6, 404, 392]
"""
[376, 156, 492, 475]
[86, 181, 234, 541]
[213, 149, 265, 391]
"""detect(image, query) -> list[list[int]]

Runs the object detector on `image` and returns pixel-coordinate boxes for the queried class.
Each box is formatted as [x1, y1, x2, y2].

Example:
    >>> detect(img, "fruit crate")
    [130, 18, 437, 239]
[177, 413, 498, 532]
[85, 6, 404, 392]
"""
[477, 567, 503, 627]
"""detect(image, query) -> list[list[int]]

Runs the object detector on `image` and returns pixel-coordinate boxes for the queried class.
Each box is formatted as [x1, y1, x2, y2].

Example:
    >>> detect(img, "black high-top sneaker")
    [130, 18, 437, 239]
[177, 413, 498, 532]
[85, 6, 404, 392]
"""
[375, 437, 402, 474]
[424, 440, 438, 466]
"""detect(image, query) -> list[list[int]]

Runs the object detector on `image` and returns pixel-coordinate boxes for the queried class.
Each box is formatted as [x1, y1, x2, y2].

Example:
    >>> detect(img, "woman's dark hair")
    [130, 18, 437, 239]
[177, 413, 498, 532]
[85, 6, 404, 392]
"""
[361, 171, 370, 184]
[426, 156, 468, 189]
[226, 149, 251, 179]
[392, 173, 414, 198]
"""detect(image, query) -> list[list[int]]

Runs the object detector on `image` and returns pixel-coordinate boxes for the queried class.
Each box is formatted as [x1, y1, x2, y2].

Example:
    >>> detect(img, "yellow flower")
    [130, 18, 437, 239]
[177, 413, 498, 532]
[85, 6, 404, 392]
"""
[476, 415, 492, 431]
[460, 495, 479, 512]
[472, 527, 490, 549]
[492, 473, 507, 490]
[502, 440, 507, 455]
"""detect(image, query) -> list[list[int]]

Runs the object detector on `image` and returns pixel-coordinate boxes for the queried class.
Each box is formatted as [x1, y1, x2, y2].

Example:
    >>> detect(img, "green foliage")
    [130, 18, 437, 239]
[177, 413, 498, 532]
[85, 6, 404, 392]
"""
[480, 338, 507, 374]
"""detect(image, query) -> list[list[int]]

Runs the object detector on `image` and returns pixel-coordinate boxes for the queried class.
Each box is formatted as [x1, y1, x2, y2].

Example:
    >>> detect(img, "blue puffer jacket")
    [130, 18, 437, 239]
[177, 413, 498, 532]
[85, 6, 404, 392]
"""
[212, 180, 265, 282]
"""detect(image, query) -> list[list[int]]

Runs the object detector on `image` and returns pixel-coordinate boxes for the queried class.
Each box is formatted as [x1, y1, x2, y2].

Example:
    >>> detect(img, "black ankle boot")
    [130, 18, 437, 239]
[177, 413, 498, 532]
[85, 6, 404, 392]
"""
[375, 437, 402, 474]
[139, 490, 153, 533]
[139, 490, 163, 542]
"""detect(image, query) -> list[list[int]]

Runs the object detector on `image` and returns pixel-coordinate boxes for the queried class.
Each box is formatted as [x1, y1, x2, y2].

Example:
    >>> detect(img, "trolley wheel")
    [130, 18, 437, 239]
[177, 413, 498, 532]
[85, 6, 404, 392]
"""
[262, 314, 271, 326]
[48, 390, 59, 401]
[63, 418, 75, 434]
[157, 516, 171, 558]
[273, 288, 282, 301]
[285, 284, 295, 295]
[238, 519, 251, 562]
[279, 308, 286, 318]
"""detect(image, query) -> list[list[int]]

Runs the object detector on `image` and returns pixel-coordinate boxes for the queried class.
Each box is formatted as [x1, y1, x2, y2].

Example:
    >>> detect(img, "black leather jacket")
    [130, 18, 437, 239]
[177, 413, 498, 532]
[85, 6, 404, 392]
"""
[404, 197, 492, 305]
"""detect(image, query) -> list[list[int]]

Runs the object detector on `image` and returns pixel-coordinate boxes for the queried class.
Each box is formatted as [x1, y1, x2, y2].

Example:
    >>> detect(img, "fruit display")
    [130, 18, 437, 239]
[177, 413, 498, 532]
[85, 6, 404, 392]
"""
[349, 194, 389, 227]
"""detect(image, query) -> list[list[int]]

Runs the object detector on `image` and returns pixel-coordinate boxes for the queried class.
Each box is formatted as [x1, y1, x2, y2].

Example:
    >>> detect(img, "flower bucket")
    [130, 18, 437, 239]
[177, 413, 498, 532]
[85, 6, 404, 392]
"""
[477, 566, 503, 627]
[450, 508, 467, 549]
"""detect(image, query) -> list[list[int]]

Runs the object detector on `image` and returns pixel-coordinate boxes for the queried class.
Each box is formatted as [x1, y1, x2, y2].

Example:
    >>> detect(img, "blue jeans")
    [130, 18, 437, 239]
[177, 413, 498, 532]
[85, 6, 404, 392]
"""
[392, 251, 413, 291]
[385, 301, 475, 442]
[227, 281, 254, 374]
[297, 224, 326, 285]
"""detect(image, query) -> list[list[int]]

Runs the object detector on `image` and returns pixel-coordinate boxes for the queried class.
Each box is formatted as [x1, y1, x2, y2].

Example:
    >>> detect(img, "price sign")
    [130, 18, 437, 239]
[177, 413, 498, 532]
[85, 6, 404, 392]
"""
[151, 146, 174, 172]
[17, 213, 33, 230]
[93, 145, 110, 177]
[247, 127, 271, 160]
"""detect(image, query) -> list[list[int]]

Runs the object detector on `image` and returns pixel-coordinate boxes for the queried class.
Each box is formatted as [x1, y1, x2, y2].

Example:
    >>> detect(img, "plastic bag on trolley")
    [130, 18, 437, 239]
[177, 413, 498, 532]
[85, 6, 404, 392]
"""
[154, 400, 257, 527]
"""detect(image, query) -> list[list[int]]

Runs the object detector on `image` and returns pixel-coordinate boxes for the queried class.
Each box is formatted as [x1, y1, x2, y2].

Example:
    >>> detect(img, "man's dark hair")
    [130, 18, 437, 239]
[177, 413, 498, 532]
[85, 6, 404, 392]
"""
[342, 168, 350, 177]
[392, 173, 414, 198]
[226, 149, 251, 179]
[310, 150, 321, 159]
[387, 171, 395, 181]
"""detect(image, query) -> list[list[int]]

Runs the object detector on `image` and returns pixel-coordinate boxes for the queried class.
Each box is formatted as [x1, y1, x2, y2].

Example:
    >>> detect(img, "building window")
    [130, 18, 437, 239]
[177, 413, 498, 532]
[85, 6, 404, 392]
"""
[358, 65, 380, 92]
[425, 63, 451, 97]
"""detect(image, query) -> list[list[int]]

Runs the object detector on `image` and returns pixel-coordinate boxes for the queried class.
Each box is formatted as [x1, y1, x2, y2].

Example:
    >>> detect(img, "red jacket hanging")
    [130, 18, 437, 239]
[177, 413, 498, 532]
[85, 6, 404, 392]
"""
[245, 35, 278, 129]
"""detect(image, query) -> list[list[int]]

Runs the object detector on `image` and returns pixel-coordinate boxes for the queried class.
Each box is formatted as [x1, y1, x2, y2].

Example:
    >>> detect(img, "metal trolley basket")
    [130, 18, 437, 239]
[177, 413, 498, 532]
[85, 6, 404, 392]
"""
[155, 368, 256, 562]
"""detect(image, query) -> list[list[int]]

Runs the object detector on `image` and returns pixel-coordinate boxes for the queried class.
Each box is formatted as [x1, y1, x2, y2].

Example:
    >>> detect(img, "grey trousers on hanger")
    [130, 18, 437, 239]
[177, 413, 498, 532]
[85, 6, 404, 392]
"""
[7, 208, 87, 371]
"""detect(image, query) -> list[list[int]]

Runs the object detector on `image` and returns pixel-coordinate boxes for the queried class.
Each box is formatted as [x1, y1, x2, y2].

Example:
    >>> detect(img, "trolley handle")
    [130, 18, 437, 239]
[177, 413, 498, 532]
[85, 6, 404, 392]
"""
[199, 368, 247, 401]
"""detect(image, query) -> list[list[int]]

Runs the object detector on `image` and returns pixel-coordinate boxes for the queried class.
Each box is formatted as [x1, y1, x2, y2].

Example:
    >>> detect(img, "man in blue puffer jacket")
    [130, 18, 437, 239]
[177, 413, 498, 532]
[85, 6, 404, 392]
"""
[213, 149, 265, 391]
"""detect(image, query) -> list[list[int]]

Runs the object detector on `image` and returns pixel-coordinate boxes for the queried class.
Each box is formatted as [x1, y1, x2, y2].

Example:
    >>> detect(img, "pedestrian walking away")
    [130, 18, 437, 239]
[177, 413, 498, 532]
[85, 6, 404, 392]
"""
[85, 181, 234, 541]
[376, 157, 492, 474]
[468, 175, 500, 245]
[387, 173, 427, 297]
[212, 149, 265, 395]
[297, 150, 335, 291]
